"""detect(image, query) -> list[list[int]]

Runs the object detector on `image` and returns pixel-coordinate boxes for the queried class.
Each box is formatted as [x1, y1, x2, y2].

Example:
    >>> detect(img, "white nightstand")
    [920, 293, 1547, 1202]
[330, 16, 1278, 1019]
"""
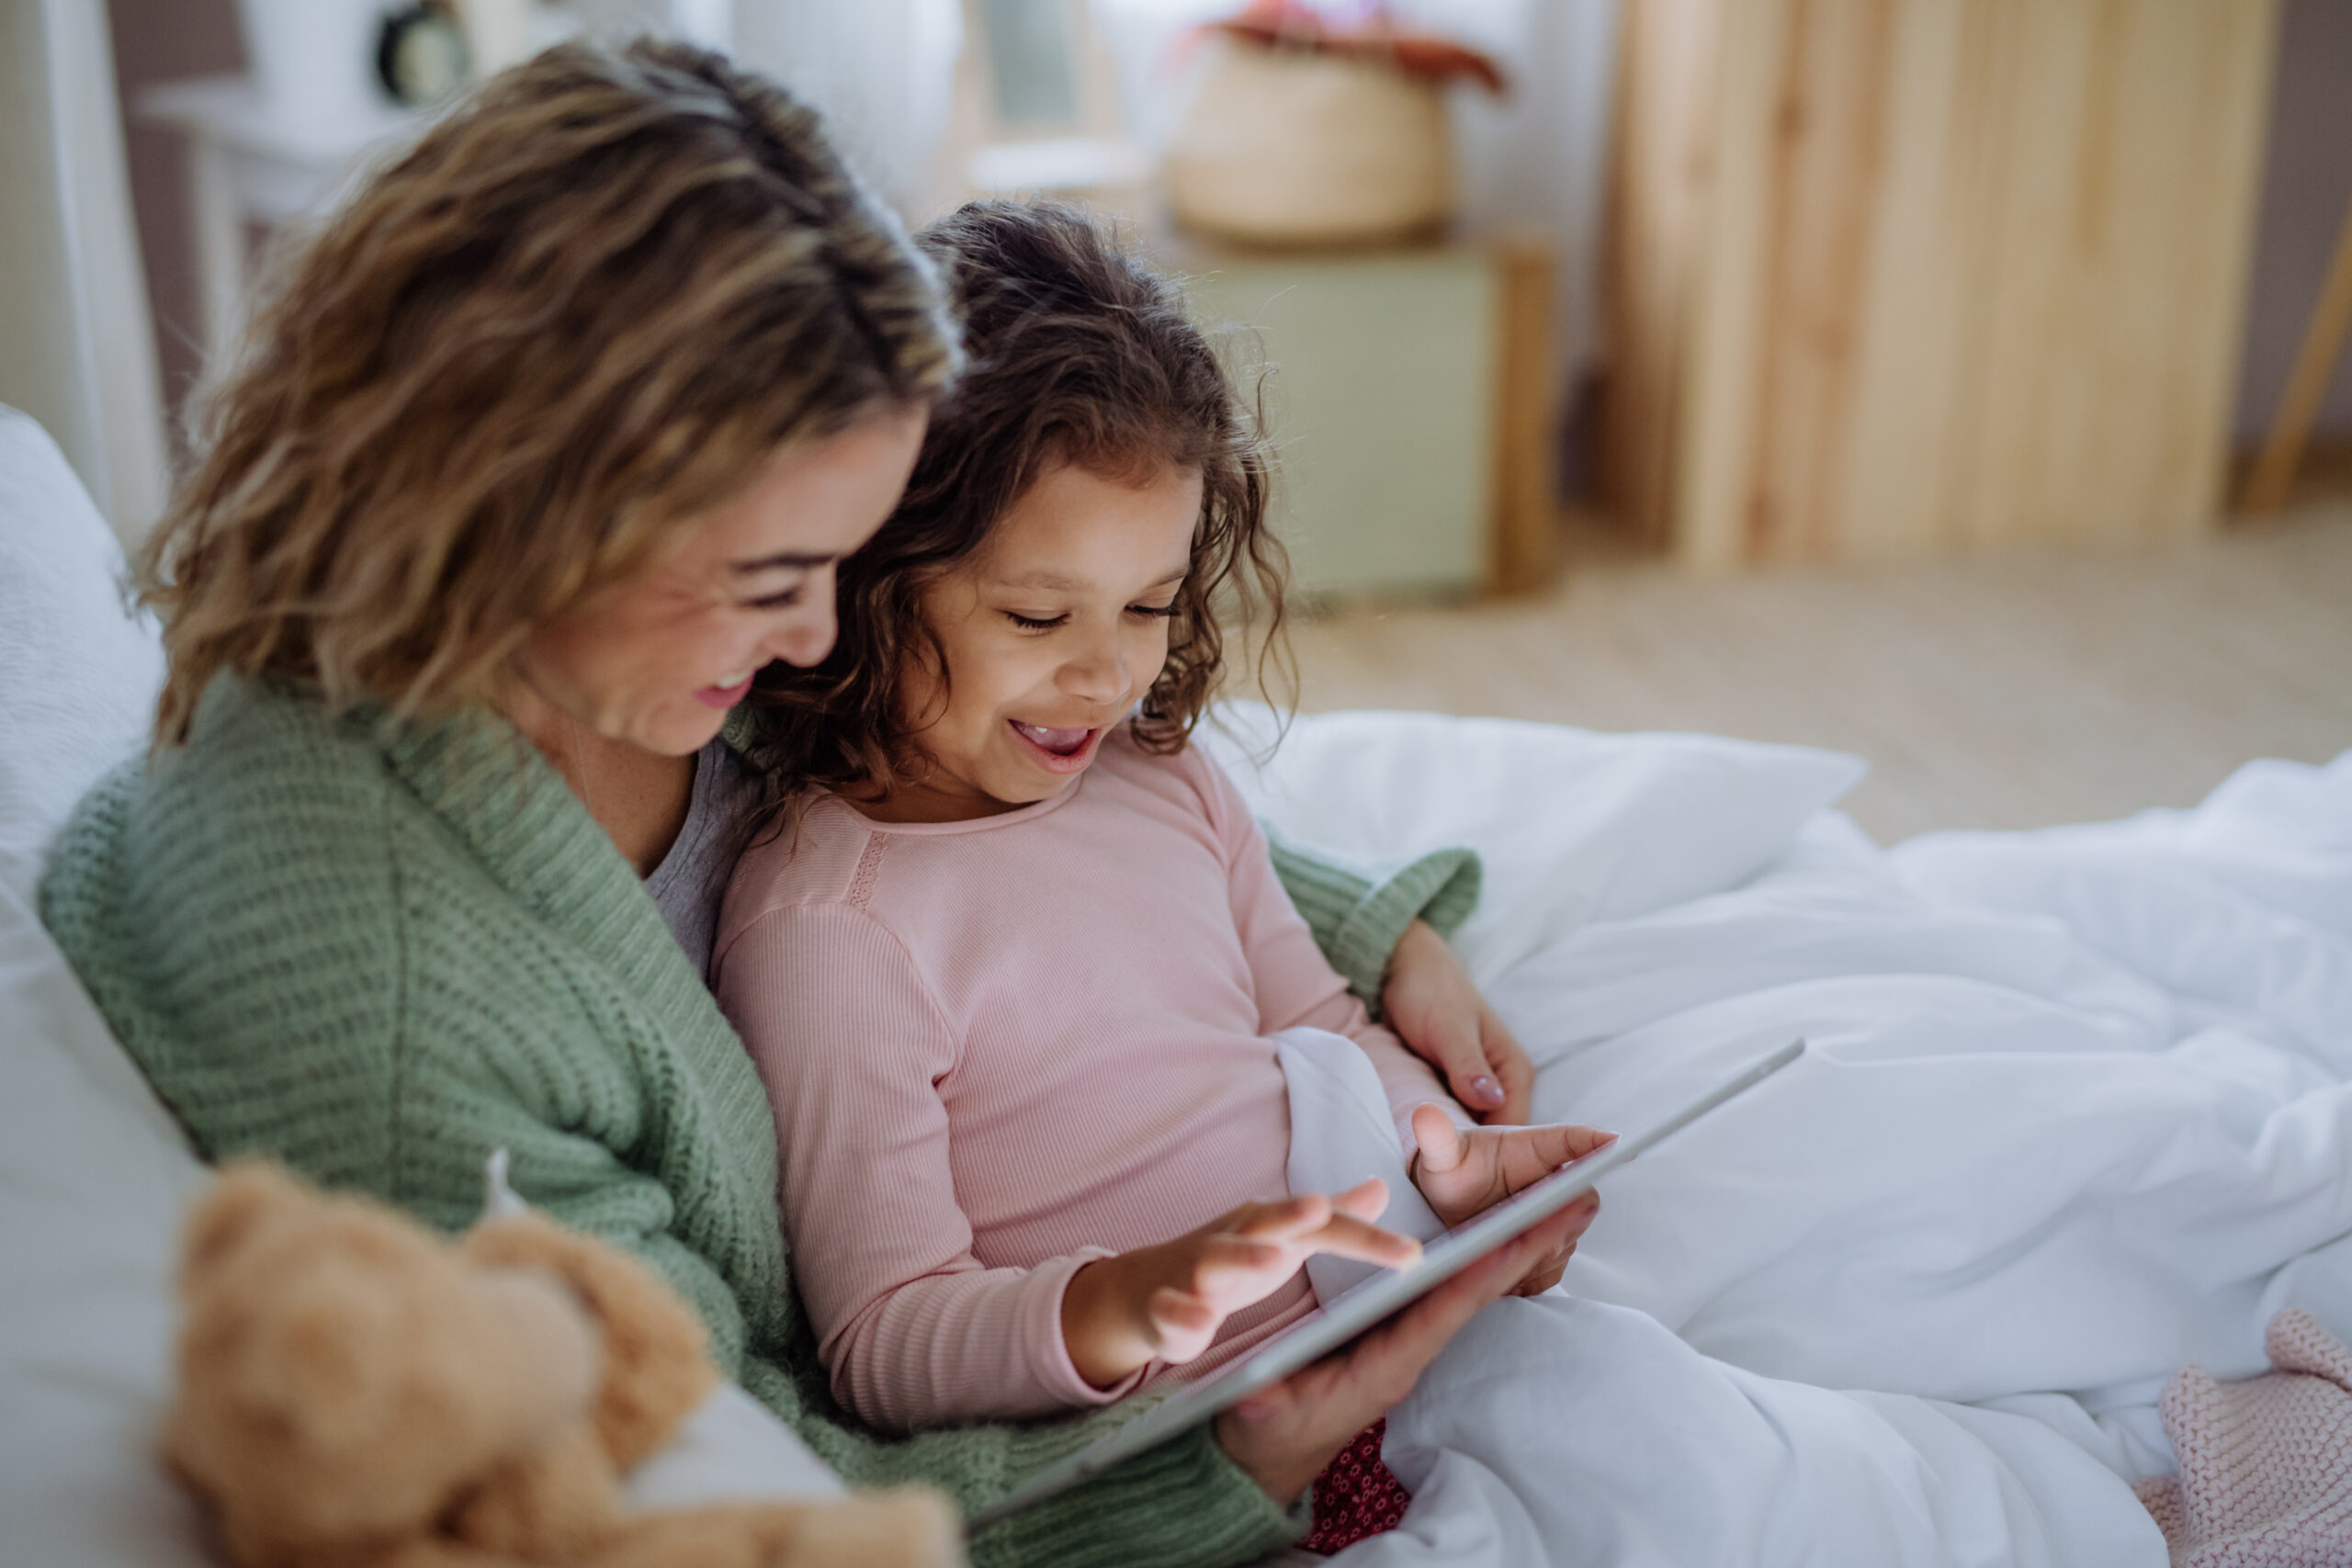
[137, 77, 424, 363]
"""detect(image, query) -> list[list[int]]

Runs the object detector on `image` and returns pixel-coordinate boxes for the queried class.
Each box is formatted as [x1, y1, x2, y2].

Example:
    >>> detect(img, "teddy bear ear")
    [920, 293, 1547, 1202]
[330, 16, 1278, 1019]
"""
[181, 1160, 312, 1291]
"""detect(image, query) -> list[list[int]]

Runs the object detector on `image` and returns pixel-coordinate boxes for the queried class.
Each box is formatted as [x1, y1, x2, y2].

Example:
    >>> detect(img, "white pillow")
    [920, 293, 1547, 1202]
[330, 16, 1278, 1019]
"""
[0, 405, 165, 902]
[0, 878, 214, 1568]
[1202, 705, 1867, 987]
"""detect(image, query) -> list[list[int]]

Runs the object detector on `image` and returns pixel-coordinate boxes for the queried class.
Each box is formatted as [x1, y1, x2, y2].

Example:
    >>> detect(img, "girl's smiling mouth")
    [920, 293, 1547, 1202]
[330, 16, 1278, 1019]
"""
[1009, 719, 1102, 773]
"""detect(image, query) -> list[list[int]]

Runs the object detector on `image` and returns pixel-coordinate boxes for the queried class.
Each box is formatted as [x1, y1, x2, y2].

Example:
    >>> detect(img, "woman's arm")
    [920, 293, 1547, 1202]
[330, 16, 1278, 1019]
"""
[40, 749, 777, 1381]
[1261, 823, 1478, 1004]
[1264, 828, 1534, 1122]
[1379, 918, 1536, 1122]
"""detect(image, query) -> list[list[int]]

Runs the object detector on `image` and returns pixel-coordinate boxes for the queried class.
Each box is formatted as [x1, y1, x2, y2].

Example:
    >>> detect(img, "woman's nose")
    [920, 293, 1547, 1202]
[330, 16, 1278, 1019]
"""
[763, 593, 837, 670]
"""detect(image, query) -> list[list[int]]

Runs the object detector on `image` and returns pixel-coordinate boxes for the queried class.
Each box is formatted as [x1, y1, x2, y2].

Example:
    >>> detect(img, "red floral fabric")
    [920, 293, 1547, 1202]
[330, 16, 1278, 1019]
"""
[1300, 1416, 1412, 1554]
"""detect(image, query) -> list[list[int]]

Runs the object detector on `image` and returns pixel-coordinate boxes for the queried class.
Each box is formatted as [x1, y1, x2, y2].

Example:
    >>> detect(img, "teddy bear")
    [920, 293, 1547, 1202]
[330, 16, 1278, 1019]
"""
[165, 1160, 963, 1568]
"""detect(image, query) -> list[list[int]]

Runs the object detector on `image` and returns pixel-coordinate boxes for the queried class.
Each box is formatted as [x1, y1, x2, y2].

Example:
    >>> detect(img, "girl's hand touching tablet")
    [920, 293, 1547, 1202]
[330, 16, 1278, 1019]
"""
[1408, 1110, 1617, 1296]
[1213, 1201, 1591, 1506]
[1061, 1179, 1420, 1389]
[1382, 919, 1536, 1123]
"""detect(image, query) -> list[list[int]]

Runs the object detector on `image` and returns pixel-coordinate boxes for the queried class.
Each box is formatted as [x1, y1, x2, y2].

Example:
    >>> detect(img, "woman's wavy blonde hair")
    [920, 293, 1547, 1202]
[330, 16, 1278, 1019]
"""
[141, 38, 959, 744]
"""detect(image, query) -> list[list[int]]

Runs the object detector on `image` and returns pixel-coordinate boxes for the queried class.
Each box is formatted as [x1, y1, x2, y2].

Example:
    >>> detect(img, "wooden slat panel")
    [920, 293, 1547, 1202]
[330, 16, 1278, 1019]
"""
[1600, 0, 1728, 548]
[1960, 0, 2276, 547]
[1672, 0, 1785, 569]
[1781, 0, 2008, 560]
[1611, 0, 2278, 569]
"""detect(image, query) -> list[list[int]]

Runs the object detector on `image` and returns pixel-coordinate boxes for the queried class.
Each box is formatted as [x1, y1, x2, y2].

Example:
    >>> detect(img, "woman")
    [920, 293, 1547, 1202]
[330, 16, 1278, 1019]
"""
[38, 39, 1559, 1568]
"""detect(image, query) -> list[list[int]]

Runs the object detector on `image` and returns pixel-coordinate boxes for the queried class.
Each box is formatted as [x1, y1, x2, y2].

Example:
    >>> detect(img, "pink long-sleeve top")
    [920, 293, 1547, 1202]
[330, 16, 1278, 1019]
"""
[712, 728, 1456, 1433]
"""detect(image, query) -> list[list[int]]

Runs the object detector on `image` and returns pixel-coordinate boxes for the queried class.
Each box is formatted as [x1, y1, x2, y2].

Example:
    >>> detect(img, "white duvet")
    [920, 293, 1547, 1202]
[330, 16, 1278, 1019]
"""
[1222, 715, 2352, 1568]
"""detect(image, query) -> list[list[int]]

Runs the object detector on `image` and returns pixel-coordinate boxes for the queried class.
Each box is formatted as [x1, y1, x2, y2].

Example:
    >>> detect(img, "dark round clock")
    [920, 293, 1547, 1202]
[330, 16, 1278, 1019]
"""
[376, 4, 470, 107]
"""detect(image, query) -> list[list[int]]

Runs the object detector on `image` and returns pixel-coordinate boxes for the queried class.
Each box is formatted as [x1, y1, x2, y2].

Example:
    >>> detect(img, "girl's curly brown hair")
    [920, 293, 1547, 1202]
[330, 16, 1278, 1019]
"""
[739, 199, 1290, 826]
[141, 38, 958, 744]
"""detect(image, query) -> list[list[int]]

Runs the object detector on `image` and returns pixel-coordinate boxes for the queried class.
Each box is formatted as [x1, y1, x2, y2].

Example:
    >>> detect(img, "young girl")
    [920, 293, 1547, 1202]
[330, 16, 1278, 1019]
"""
[712, 201, 1601, 1507]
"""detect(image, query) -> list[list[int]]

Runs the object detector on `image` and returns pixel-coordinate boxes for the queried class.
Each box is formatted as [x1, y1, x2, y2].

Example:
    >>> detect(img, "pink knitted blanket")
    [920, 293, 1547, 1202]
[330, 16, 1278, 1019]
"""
[2136, 1309, 2352, 1566]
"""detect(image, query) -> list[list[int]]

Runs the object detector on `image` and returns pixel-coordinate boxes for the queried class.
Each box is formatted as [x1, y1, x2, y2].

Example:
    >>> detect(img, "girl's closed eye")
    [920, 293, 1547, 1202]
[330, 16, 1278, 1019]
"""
[1005, 601, 1177, 632]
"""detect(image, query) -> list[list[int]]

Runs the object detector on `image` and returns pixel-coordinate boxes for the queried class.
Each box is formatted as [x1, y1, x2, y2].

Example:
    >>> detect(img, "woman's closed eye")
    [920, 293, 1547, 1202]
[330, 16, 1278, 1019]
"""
[742, 581, 807, 611]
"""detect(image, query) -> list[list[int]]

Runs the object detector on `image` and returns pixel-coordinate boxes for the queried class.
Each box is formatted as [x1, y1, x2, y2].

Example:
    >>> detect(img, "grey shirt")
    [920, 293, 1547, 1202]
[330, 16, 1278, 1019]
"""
[645, 737, 759, 982]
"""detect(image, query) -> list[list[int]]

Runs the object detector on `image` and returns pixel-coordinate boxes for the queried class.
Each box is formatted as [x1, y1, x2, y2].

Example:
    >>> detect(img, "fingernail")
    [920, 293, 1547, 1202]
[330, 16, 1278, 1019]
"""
[1470, 1076, 1502, 1106]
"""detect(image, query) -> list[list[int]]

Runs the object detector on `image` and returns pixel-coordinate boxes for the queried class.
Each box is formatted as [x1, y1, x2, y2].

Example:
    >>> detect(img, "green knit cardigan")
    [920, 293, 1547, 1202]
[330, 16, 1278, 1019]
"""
[40, 678, 1476, 1568]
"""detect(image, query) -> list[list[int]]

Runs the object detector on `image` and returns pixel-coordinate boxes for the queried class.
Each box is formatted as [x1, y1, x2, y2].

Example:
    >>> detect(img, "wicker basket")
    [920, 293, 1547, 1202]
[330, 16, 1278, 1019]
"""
[1165, 35, 1453, 250]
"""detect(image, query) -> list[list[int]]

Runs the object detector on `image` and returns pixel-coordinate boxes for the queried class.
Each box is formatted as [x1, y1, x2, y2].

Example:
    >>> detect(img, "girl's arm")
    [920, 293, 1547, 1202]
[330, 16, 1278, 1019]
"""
[720, 902, 1137, 1431]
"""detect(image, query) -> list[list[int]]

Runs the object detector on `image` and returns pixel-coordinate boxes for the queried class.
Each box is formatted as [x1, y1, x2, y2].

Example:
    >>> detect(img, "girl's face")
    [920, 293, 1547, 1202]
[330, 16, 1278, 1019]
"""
[512, 404, 927, 757]
[874, 458, 1204, 823]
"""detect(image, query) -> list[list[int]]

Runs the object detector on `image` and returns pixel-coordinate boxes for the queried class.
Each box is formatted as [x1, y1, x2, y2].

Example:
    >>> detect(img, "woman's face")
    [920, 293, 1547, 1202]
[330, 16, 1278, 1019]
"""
[874, 458, 1203, 822]
[513, 404, 927, 757]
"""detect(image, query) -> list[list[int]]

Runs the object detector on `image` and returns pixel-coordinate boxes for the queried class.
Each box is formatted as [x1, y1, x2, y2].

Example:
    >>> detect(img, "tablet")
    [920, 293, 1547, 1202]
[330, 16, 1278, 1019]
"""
[967, 1037, 1806, 1530]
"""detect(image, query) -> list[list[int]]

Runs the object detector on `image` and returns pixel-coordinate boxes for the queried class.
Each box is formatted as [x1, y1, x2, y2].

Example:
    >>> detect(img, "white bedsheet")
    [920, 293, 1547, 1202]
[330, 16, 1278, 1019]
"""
[1282, 751, 2352, 1567]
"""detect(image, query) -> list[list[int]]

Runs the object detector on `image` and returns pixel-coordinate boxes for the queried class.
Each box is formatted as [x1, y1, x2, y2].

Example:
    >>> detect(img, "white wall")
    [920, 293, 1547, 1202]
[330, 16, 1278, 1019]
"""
[2, 0, 168, 547]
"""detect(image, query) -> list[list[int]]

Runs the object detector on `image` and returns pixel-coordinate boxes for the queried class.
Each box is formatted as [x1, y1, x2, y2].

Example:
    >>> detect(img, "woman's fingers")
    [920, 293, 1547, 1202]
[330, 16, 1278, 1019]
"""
[1216, 1220, 1554, 1503]
[1494, 1122, 1618, 1193]
[1427, 1010, 1504, 1114]
[1500, 1197, 1595, 1296]
[1381, 919, 1537, 1120]
[1480, 1006, 1536, 1125]
[1558, 1124, 1618, 1161]
[1331, 1224, 1539, 1405]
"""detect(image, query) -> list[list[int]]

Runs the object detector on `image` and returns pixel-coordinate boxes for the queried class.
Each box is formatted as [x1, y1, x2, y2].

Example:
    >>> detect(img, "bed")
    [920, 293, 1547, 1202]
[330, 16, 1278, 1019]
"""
[1212, 707, 2350, 1564]
[5, 404, 2346, 1564]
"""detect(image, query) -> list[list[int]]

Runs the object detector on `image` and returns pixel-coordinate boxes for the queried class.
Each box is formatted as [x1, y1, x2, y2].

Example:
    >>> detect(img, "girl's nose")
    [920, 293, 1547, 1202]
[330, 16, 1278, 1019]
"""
[1057, 630, 1128, 704]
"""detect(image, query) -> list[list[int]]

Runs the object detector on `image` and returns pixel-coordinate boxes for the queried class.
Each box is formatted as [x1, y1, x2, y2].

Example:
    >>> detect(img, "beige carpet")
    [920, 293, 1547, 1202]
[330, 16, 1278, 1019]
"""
[1283, 502, 2352, 845]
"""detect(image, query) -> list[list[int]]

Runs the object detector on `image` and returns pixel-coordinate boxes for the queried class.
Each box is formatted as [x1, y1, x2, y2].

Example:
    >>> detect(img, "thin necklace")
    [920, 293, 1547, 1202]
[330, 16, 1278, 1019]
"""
[568, 714, 595, 824]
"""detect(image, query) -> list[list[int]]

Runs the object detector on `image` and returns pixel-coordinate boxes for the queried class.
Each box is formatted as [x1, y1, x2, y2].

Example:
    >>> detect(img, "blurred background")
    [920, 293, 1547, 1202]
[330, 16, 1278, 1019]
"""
[4, 0, 2347, 840]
